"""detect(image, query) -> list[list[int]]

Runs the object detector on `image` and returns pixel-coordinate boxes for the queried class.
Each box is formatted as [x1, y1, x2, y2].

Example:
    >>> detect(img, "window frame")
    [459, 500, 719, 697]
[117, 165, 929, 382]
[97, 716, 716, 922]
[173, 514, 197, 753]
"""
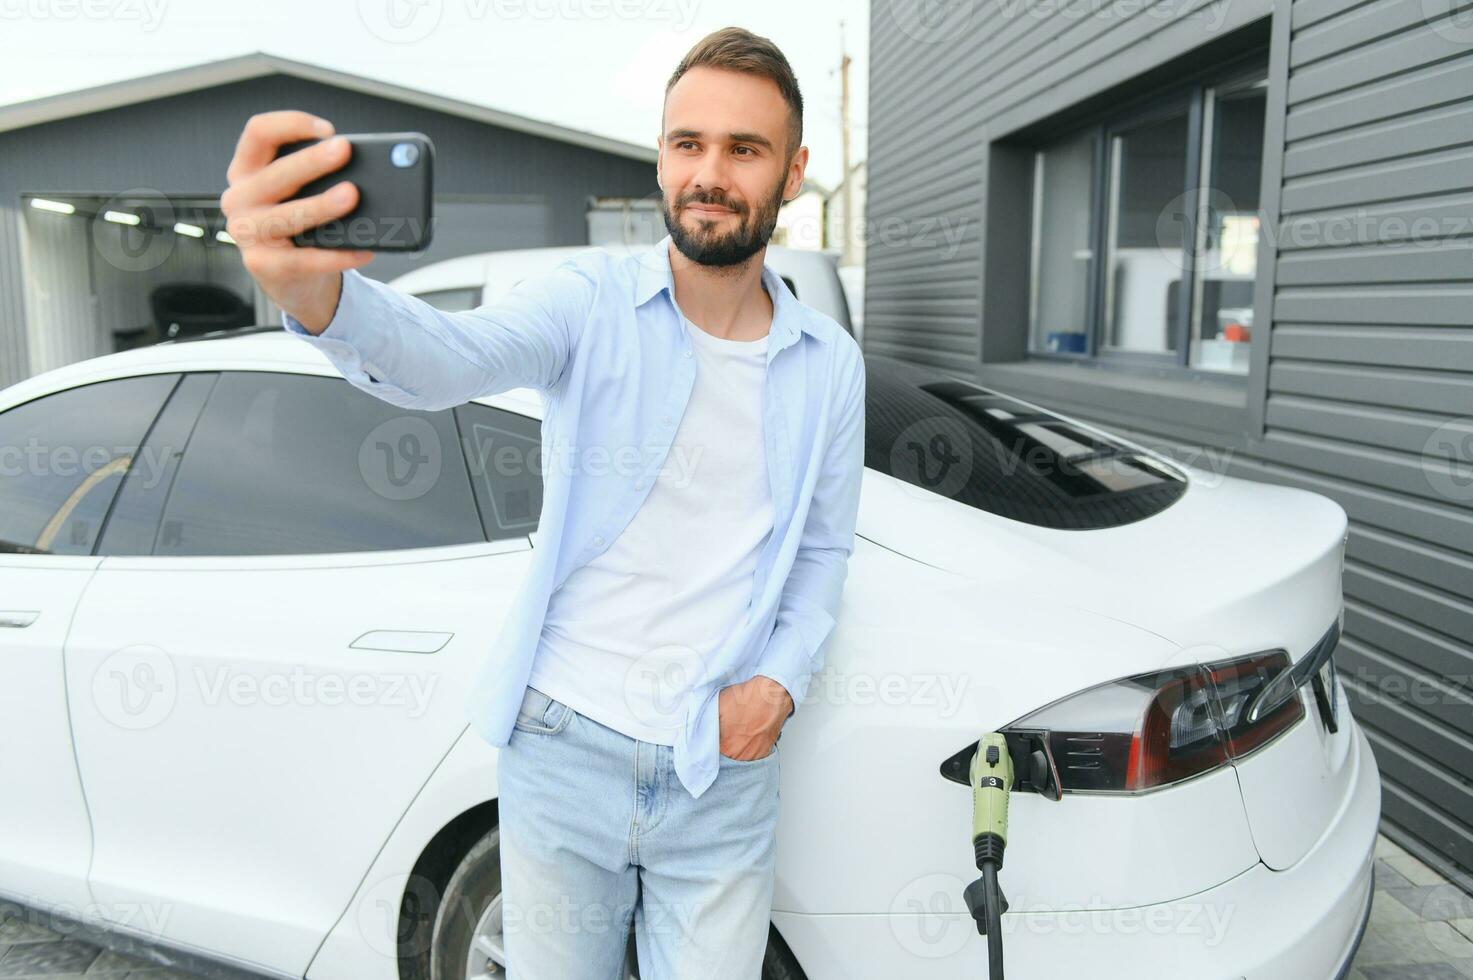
[1025, 52, 1269, 385]
[452, 400, 544, 543]
[0, 373, 181, 557]
[140, 370, 489, 558]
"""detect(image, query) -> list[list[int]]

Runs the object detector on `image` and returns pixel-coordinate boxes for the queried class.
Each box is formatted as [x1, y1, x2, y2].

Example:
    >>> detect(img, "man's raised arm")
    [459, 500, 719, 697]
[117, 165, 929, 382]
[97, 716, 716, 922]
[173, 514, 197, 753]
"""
[280, 262, 595, 412]
[219, 108, 594, 412]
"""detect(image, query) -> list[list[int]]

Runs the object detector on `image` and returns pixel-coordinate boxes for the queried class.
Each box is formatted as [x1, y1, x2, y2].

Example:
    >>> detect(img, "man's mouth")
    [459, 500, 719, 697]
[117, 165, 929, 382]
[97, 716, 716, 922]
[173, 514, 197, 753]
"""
[686, 203, 737, 216]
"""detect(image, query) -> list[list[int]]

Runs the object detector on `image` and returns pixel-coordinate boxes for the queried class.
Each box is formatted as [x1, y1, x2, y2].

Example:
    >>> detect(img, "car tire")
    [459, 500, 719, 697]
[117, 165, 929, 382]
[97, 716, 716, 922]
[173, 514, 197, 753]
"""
[427, 825, 805, 979]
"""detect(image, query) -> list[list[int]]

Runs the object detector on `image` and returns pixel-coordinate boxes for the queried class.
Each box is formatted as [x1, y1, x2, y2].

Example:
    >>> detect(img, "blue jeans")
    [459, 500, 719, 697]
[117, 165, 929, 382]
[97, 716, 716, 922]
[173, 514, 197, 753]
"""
[497, 685, 781, 979]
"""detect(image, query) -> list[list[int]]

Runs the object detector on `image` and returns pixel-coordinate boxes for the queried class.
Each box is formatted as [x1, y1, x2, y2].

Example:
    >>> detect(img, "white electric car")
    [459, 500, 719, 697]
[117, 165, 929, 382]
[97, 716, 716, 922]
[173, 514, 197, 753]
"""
[0, 247, 1377, 980]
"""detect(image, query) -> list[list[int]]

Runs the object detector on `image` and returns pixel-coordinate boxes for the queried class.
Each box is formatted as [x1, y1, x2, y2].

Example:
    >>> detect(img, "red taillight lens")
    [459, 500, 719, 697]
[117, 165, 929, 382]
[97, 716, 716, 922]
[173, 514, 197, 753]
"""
[1007, 651, 1307, 794]
[1205, 651, 1305, 758]
[1124, 669, 1231, 790]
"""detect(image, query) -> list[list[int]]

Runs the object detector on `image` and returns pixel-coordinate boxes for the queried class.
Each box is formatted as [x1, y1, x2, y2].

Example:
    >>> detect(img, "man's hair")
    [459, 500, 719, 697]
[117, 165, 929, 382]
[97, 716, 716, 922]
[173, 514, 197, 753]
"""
[664, 26, 804, 161]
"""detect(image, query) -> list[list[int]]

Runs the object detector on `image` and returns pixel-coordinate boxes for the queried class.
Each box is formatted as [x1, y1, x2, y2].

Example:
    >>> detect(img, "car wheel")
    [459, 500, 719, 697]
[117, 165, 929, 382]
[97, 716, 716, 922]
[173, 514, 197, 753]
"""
[428, 825, 805, 979]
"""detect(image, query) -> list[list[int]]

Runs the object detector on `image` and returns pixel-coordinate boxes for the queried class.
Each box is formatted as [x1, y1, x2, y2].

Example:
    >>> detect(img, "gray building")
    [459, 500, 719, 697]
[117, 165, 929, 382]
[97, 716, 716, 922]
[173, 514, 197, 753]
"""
[0, 52, 657, 390]
[866, 4, 1473, 880]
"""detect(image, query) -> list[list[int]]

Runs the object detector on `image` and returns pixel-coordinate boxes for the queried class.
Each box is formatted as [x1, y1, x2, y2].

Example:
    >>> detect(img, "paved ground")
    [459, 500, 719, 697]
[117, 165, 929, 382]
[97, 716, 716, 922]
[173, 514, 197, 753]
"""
[0, 833, 1469, 978]
[1347, 835, 1473, 979]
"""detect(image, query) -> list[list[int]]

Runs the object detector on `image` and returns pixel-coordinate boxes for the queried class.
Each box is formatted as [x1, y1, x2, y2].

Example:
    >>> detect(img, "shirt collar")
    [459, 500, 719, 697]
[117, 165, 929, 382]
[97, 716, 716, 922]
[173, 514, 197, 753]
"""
[632, 234, 823, 351]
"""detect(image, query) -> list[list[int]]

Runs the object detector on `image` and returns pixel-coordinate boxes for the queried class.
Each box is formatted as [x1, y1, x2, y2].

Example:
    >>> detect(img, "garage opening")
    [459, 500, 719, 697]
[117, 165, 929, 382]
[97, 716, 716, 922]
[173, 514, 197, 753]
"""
[19, 192, 259, 376]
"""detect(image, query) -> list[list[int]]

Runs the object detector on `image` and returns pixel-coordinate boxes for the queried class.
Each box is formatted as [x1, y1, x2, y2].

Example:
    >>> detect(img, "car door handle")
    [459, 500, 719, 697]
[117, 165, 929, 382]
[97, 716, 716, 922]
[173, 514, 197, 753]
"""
[349, 630, 454, 654]
[0, 611, 39, 629]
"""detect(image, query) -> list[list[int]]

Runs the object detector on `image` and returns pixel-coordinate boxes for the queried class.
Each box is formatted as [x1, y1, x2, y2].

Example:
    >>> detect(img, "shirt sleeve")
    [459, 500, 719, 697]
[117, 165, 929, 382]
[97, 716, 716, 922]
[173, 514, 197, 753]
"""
[753, 347, 867, 719]
[280, 259, 598, 412]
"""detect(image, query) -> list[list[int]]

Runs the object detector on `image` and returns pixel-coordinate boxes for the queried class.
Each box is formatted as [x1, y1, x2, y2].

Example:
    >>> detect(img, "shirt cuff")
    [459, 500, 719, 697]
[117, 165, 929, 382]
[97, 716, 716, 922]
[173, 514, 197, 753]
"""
[278, 269, 417, 403]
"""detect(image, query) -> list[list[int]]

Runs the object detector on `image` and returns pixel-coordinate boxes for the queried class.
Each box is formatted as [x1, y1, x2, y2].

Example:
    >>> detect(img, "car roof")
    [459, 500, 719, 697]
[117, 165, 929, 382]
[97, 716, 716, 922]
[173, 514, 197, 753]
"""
[3, 244, 840, 416]
[0, 328, 546, 420]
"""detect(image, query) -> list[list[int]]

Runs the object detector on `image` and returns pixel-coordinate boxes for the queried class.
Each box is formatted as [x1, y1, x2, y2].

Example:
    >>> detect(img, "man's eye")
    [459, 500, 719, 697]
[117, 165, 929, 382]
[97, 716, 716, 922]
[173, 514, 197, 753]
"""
[678, 141, 697, 150]
[734, 146, 753, 156]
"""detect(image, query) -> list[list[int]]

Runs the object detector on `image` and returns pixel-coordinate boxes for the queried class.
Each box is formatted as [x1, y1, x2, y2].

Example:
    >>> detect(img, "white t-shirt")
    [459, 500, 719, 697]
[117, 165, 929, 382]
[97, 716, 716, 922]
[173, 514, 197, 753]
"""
[527, 314, 774, 744]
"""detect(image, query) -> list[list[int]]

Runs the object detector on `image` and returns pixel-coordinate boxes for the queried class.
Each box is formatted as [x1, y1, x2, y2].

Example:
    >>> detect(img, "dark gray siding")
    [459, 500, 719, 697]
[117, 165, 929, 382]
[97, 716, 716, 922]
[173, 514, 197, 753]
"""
[869, 1, 1473, 882]
[0, 74, 656, 388]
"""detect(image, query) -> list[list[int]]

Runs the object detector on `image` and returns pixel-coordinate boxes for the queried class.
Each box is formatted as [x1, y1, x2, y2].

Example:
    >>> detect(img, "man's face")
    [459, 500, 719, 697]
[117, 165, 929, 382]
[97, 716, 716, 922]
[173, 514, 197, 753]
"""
[658, 65, 807, 267]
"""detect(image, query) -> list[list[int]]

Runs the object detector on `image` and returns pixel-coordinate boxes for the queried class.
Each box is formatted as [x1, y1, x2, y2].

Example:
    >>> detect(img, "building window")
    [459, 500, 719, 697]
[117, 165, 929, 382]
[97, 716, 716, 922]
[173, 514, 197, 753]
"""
[1028, 63, 1268, 377]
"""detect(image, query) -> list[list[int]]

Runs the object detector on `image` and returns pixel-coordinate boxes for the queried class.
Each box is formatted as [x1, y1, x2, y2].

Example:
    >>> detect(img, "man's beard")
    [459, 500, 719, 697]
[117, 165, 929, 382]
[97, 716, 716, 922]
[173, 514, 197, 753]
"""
[661, 175, 785, 268]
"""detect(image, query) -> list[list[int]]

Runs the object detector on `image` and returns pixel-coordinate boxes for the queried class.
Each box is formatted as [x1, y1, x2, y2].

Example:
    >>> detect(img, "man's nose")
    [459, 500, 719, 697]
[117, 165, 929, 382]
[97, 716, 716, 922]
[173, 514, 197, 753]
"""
[691, 147, 732, 197]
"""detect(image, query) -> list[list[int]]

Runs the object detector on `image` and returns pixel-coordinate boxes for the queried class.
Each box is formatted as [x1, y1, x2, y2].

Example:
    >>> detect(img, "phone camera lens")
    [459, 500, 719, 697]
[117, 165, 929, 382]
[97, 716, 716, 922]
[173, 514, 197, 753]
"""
[390, 142, 420, 168]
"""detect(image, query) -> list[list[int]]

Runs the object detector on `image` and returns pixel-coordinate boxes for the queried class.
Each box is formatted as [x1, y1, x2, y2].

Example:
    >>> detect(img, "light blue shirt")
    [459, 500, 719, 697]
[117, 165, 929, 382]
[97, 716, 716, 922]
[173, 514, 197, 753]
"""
[281, 234, 866, 798]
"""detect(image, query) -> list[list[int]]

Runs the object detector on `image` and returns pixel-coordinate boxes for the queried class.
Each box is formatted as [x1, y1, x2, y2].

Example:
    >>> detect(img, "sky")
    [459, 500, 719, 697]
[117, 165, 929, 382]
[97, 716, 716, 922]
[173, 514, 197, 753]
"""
[0, 0, 869, 189]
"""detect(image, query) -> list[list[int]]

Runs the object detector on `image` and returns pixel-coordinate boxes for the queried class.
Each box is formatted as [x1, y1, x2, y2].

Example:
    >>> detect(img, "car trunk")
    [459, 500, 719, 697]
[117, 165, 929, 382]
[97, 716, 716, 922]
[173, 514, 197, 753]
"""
[857, 465, 1352, 869]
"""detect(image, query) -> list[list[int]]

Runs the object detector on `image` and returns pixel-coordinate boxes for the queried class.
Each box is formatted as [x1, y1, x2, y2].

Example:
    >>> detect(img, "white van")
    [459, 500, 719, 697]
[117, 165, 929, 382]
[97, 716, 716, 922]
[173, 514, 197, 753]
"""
[387, 243, 855, 337]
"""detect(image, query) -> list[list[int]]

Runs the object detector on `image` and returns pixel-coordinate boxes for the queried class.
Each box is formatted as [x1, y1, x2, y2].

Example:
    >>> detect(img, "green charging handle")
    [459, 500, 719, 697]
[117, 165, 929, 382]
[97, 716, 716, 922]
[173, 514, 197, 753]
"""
[970, 732, 1013, 862]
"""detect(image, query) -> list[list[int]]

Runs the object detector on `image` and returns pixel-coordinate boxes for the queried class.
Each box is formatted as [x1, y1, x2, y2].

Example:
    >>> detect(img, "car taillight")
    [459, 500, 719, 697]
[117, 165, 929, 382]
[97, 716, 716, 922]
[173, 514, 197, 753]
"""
[1207, 651, 1305, 759]
[998, 651, 1305, 794]
[938, 623, 1341, 796]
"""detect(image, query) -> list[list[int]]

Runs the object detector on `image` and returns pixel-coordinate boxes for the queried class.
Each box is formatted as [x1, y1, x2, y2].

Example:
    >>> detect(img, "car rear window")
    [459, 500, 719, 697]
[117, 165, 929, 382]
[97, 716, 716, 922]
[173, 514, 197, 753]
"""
[864, 355, 1187, 529]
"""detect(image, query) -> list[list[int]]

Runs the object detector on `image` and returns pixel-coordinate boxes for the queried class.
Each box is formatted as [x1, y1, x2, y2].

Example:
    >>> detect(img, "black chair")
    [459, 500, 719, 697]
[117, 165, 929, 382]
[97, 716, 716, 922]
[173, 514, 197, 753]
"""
[149, 282, 254, 340]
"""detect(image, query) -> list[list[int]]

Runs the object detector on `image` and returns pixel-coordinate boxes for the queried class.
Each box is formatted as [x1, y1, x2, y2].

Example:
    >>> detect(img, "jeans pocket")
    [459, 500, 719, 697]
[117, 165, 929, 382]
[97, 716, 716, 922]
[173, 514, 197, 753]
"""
[512, 686, 574, 736]
[718, 741, 779, 767]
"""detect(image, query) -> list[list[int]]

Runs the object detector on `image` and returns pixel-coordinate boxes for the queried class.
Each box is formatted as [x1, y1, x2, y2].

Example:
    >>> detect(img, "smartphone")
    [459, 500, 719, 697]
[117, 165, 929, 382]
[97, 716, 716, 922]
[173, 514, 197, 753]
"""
[273, 132, 434, 252]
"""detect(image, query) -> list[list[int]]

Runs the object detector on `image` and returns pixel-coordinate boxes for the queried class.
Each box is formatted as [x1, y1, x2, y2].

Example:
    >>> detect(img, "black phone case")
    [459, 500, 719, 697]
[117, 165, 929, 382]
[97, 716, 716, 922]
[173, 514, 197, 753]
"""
[273, 132, 434, 252]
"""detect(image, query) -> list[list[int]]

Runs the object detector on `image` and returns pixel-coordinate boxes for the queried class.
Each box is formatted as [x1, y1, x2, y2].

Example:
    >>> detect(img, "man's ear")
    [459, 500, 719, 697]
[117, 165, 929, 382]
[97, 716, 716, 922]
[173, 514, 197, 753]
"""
[785, 144, 810, 201]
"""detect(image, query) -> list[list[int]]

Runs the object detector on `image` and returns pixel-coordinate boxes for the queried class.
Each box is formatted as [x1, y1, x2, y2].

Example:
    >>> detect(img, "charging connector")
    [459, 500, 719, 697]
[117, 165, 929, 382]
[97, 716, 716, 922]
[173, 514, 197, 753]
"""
[964, 734, 1013, 980]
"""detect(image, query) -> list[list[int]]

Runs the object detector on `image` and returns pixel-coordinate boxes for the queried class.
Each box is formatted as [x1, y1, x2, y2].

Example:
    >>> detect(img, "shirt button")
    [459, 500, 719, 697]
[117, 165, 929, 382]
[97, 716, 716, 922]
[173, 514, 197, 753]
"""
[593, 535, 604, 546]
[634, 481, 644, 490]
[661, 415, 671, 425]
[683, 350, 692, 358]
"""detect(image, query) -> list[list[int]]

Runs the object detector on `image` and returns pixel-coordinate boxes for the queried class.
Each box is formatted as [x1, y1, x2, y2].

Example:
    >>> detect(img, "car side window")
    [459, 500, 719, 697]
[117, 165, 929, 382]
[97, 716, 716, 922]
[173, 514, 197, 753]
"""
[414, 286, 483, 312]
[454, 402, 542, 541]
[155, 371, 484, 556]
[0, 374, 179, 555]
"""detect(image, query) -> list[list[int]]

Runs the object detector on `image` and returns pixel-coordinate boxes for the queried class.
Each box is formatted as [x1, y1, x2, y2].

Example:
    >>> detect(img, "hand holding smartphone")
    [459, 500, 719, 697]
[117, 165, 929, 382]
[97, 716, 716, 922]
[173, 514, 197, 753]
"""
[272, 132, 435, 252]
[220, 112, 435, 333]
